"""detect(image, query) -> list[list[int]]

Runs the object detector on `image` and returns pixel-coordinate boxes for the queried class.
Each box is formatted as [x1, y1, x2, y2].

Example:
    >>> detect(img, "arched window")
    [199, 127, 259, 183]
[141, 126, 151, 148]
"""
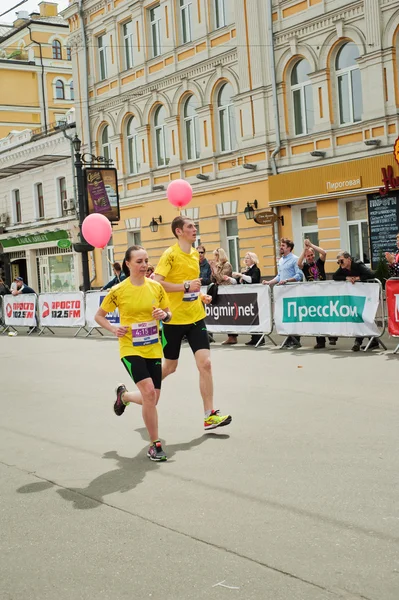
[55, 79, 65, 100]
[217, 82, 236, 152]
[127, 116, 139, 174]
[335, 42, 363, 125]
[101, 125, 110, 161]
[154, 105, 169, 167]
[291, 59, 314, 136]
[69, 80, 74, 101]
[184, 95, 200, 161]
[52, 39, 62, 59]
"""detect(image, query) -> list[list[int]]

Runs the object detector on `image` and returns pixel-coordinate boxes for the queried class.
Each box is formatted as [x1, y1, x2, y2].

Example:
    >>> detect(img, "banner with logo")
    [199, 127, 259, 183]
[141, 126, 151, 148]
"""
[85, 291, 120, 328]
[385, 279, 399, 337]
[38, 293, 85, 328]
[202, 284, 272, 333]
[3, 294, 37, 327]
[274, 281, 380, 337]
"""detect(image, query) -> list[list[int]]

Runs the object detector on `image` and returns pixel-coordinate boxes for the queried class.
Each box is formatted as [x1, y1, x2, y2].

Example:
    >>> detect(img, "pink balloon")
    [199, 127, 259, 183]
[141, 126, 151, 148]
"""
[82, 213, 112, 248]
[167, 179, 193, 208]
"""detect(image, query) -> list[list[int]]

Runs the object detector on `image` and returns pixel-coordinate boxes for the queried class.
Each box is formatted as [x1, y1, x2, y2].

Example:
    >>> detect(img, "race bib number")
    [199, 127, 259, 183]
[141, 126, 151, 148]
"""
[183, 291, 199, 302]
[132, 320, 158, 346]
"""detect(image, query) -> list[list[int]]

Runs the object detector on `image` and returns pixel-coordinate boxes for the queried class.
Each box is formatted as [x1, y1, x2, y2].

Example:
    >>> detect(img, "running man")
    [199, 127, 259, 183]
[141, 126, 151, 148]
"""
[95, 245, 171, 461]
[154, 216, 232, 431]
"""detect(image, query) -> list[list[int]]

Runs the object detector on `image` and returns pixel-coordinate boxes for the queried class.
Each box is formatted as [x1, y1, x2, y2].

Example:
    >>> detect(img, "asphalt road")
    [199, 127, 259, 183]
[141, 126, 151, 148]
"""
[0, 333, 398, 600]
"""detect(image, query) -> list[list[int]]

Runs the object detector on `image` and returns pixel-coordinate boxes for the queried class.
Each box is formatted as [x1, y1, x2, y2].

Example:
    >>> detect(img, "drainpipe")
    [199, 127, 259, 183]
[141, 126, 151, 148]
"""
[78, 0, 92, 152]
[62, 128, 78, 208]
[28, 25, 48, 133]
[267, 0, 280, 176]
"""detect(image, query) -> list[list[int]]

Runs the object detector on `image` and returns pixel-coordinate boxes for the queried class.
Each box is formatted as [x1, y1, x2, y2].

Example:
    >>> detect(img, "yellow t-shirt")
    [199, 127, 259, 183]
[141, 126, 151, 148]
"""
[100, 277, 169, 359]
[155, 243, 206, 325]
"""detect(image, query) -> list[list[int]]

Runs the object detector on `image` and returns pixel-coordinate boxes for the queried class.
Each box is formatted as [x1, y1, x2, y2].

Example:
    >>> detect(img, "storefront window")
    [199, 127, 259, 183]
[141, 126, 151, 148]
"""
[226, 218, 239, 272]
[300, 206, 319, 247]
[346, 199, 370, 263]
[49, 255, 75, 291]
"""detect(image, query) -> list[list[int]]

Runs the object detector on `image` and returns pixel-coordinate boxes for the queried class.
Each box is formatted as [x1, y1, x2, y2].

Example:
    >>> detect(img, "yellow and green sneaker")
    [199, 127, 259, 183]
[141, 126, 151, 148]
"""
[204, 410, 232, 431]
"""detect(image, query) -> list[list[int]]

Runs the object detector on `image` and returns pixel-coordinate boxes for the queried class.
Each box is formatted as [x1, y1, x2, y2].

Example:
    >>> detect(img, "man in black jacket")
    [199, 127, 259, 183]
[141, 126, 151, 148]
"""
[332, 251, 378, 351]
[198, 245, 212, 286]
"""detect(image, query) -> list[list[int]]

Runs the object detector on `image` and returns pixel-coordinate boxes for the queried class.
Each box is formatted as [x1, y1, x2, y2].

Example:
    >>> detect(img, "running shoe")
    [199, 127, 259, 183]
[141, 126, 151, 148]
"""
[114, 384, 128, 416]
[147, 441, 167, 462]
[204, 410, 232, 431]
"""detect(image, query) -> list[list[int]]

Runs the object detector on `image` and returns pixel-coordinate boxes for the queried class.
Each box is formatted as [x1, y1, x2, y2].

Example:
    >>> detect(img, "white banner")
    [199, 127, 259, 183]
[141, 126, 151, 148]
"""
[38, 293, 85, 328]
[85, 291, 120, 328]
[274, 281, 380, 337]
[3, 294, 37, 327]
[202, 284, 273, 334]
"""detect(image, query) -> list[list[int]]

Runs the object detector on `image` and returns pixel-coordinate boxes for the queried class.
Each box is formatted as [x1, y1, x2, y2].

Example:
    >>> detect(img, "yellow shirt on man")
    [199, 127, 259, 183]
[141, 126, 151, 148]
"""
[100, 277, 169, 359]
[155, 243, 206, 325]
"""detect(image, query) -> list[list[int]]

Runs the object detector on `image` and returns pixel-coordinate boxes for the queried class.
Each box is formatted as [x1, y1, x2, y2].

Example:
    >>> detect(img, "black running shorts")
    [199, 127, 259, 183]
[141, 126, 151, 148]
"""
[121, 356, 162, 389]
[161, 319, 210, 360]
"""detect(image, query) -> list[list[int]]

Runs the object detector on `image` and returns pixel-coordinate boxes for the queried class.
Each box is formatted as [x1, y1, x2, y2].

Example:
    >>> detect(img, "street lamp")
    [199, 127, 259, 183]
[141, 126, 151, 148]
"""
[73, 135, 91, 291]
[244, 200, 258, 220]
[149, 216, 162, 233]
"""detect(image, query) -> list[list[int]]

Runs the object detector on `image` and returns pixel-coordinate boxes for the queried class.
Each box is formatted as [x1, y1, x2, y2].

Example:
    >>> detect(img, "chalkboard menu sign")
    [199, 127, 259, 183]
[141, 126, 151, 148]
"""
[367, 192, 399, 268]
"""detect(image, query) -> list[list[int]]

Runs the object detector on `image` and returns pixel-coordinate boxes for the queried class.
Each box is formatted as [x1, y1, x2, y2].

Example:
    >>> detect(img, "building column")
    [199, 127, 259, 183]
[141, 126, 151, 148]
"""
[308, 69, 332, 131]
[196, 104, 215, 158]
[357, 51, 386, 121]
[165, 116, 181, 166]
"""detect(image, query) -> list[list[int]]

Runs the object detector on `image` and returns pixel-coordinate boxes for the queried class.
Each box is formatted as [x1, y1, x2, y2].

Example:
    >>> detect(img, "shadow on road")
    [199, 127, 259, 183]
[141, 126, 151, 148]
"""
[16, 430, 229, 510]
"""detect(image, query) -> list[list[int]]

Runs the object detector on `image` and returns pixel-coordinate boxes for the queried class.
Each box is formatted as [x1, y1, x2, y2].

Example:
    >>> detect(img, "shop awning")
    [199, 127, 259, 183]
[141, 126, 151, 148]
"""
[1, 229, 69, 249]
[0, 155, 69, 179]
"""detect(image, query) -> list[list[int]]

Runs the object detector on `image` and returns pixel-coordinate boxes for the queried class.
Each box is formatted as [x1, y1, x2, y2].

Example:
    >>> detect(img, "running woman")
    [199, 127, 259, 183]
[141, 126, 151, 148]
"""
[154, 216, 232, 431]
[95, 245, 171, 462]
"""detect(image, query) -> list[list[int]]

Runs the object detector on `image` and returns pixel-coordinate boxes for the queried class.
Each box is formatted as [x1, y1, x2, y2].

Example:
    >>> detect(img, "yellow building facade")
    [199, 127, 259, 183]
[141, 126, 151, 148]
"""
[0, 2, 73, 139]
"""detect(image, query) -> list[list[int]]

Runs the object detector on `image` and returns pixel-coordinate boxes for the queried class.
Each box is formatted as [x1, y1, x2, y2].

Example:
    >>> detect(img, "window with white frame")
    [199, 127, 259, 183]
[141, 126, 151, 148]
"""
[218, 83, 236, 153]
[127, 230, 141, 247]
[69, 80, 74, 100]
[215, 0, 233, 28]
[226, 218, 239, 272]
[193, 222, 201, 248]
[180, 0, 192, 44]
[106, 243, 114, 280]
[101, 125, 110, 161]
[150, 5, 162, 58]
[55, 79, 65, 99]
[336, 42, 363, 125]
[36, 183, 45, 219]
[291, 59, 314, 136]
[154, 105, 169, 167]
[13, 189, 22, 224]
[98, 35, 108, 81]
[184, 95, 200, 161]
[346, 199, 370, 263]
[300, 206, 318, 247]
[54, 113, 66, 125]
[59, 177, 67, 215]
[66, 46, 71, 61]
[122, 21, 134, 69]
[52, 39, 62, 59]
[127, 116, 140, 174]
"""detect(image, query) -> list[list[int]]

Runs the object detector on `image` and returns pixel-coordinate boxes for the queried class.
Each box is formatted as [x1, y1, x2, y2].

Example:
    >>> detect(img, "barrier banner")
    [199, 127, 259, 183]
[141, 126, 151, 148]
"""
[38, 293, 85, 328]
[202, 284, 272, 333]
[85, 291, 120, 328]
[274, 281, 380, 337]
[386, 279, 399, 337]
[3, 293, 37, 327]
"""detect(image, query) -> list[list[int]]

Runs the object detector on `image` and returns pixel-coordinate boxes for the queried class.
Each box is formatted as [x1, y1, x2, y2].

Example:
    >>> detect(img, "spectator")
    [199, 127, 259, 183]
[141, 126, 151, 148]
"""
[210, 248, 233, 284]
[263, 238, 303, 348]
[298, 239, 338, 349]
[0, 278, 10, 296]
[225, 252, 263, 346]
[102, 262, 126, 291]
[198, 245, 212, 286]
[385, 232, 399, 277]
[210, 248, 235, 345]
[12, 277, 36, 295]
[10, 278, 18, 292]
[146, 264, 155, 279]
[333, 251, 378, 352]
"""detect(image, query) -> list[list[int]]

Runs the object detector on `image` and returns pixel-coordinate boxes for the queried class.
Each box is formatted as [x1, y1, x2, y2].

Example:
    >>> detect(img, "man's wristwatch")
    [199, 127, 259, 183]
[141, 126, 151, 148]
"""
[184, 281, 191, 292]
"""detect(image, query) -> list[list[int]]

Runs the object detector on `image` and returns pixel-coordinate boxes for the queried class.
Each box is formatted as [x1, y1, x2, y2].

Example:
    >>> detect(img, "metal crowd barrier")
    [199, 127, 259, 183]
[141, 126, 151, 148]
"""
[272, 279, 386, 352]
